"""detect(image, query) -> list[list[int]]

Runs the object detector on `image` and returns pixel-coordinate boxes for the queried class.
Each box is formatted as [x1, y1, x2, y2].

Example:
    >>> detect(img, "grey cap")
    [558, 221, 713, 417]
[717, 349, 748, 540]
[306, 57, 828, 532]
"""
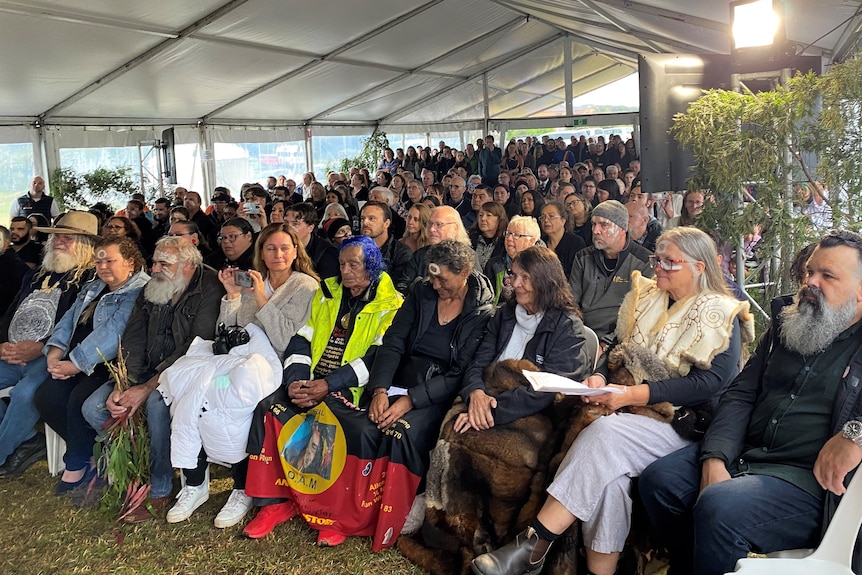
[591, 200, 628, 231]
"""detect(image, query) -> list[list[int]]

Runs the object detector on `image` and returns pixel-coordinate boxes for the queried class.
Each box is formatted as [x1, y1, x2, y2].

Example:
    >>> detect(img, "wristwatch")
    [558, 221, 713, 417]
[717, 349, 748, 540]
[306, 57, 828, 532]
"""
[842, 420, 862, 447]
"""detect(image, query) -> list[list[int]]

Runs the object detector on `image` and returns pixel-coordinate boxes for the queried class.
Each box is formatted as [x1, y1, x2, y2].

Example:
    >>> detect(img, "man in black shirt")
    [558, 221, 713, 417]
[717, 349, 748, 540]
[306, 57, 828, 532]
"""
[640, 229, 862, 575]
[9, 217, 42, 268]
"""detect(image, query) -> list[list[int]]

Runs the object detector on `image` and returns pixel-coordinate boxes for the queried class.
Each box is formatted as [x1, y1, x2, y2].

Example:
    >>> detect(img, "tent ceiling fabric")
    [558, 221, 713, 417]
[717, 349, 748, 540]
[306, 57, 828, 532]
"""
[1, 0, 859, 127]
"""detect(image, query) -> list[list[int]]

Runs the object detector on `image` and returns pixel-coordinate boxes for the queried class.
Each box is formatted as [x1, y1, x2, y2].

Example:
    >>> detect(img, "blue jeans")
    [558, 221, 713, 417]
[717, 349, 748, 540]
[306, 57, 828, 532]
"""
[0, 356, 48, 465]
[83, 382, 173, 499]
[638, 442, 822, 575]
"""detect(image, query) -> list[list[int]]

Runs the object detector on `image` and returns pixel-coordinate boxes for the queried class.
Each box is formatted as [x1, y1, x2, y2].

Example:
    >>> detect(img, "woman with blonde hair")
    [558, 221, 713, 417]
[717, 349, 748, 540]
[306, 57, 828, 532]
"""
[400, 203, 431, 252]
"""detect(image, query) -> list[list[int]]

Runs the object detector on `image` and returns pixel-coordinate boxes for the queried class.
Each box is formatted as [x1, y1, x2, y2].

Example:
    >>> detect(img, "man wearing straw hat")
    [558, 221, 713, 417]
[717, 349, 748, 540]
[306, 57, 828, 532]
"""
[0, 211, 99, 476]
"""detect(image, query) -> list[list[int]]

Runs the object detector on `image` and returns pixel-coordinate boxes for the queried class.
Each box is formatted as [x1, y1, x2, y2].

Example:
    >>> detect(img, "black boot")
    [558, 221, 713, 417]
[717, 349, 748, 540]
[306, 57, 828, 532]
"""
[471, 527, 551, 575]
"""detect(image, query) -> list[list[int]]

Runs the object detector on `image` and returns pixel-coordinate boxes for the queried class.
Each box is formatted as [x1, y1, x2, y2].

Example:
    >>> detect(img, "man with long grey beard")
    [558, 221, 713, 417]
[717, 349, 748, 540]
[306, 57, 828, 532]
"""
[83, 236, 223, 522]
[0, 211, 98, 477]
[638, 229, 862, 575]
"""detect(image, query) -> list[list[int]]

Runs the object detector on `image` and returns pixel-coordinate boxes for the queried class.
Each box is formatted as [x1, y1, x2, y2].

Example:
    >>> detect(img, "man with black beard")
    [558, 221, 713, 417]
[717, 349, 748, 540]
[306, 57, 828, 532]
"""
[9, 216, 43, 268]
[83, 236, 223, 522]
[639, 229, 862, 575]
[0, 211, 98, 476]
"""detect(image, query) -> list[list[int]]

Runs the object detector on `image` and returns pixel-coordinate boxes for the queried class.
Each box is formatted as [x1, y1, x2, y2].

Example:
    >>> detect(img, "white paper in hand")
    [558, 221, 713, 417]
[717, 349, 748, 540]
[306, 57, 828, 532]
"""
[522, 370, 625, 396]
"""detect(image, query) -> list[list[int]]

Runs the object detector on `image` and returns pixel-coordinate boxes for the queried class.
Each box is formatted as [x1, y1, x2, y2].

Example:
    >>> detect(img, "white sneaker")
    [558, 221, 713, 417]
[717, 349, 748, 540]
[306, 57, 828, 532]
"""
[166, 482, 209, 523]
[401, 493, 426, 535]
[214, 489, 253, 529]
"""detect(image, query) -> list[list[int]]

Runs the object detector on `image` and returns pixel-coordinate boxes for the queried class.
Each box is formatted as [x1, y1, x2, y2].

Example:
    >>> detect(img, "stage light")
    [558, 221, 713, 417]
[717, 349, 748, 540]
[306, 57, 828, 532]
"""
[731, 0, 782, 50]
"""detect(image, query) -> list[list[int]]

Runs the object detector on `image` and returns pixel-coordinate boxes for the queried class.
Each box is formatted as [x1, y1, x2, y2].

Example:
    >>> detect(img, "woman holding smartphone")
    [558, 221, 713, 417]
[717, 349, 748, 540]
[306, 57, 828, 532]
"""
[211, 223, 320, 529]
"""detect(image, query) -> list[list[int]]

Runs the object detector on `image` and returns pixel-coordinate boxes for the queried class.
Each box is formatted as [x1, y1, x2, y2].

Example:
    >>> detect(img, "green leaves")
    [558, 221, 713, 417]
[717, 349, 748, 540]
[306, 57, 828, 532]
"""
[671, 56, 862, 308]
[95, 346, 151, 517]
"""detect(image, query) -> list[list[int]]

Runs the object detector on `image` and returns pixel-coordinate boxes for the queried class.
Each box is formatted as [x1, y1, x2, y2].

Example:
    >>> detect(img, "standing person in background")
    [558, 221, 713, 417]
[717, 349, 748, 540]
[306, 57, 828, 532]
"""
[479, 135, 502, 187]
[10, 176, 60, 221]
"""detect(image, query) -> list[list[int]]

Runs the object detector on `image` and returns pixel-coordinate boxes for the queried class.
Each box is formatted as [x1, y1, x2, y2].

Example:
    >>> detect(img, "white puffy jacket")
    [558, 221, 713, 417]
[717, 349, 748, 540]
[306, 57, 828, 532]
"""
[158, 323, 282, 467]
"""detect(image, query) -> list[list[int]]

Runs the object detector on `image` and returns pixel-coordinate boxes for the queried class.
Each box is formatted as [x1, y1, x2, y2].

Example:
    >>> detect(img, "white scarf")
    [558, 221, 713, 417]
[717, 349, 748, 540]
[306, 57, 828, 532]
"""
[498, 305, 544, 361]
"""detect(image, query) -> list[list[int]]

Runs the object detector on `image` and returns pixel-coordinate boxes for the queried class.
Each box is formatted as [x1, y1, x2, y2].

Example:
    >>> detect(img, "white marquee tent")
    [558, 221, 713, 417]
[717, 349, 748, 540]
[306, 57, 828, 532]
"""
[0, 0, 859, 193]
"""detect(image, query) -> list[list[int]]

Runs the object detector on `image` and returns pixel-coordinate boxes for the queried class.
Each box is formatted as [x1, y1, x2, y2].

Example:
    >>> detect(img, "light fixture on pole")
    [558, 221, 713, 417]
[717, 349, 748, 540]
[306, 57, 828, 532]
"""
[729, 0, 791, 71]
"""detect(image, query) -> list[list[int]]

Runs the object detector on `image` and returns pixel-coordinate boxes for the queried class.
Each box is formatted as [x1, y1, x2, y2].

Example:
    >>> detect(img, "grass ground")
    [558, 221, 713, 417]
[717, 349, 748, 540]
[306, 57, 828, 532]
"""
[0, 461, 424, 575]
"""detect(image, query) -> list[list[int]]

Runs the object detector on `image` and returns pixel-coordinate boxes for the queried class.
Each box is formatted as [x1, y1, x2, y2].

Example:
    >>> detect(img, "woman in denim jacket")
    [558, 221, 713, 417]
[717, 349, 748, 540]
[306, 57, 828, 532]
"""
[34, 237, 149, 496]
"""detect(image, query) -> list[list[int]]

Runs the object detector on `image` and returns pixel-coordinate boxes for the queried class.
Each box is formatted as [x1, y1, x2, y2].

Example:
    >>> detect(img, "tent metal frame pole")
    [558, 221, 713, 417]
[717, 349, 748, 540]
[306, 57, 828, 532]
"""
[564, 36, 574, 117]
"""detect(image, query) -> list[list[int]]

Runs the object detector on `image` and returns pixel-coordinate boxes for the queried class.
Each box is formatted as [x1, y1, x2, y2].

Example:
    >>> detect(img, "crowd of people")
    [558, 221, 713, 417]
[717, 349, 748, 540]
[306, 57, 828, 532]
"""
[1, 131, 861, 575]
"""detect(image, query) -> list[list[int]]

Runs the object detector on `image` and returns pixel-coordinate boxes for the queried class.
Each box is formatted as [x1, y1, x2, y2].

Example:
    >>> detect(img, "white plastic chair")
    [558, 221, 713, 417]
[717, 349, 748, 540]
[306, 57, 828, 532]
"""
[726, 467, 862, 574]
[0, 387, 65, 475]
[582, 326, 602, 371]
[45, 425, 66, 476]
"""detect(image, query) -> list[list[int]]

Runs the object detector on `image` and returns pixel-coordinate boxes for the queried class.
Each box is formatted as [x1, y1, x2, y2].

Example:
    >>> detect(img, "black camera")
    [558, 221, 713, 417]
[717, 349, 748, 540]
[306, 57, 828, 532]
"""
[212, 322, 251, 355]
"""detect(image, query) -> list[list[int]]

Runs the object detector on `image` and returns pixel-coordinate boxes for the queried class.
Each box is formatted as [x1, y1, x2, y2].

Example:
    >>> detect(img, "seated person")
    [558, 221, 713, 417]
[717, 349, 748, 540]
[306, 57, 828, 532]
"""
[569, 200, 654, 342]
[639, 229, 862, 575]
[400, 246, 590, 574]
[0, 212, 98, 477]
[0, 225, 30, 316]
[540, 201, 584, 279]
[266, 240, 493, 550]
[241, 236, 403, 542]
[204, 217, 255, 271]
[33, 238, 149, 496]
[165, 223, 319, 529]
[285, 203, 339, 280]
[82, 236, 224, 522]
[484, 216, 540, 305]
[471, 227, 753, 575]
[398, 206, 472, 294]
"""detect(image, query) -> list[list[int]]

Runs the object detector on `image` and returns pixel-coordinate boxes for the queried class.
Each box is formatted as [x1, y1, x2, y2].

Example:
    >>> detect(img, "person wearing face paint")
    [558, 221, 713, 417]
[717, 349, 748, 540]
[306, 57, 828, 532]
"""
[640, 229, 862, 575]
[33, 237, 149, 501]
[472, 228, 753, 575]
[81, 236, 224, 523]
[568, 200, 654, 342]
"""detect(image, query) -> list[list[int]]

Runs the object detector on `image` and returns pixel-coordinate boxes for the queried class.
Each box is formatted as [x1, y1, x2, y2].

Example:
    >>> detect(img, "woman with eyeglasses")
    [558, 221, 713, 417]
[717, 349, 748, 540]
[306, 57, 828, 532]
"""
[471, 227, 753, 575]
[102, 215, 146, 259]
[484, 215, 540, 305]
[564, 192, 593, 247]
[540, 202, 585, 279]
[204, 217, 255, 271]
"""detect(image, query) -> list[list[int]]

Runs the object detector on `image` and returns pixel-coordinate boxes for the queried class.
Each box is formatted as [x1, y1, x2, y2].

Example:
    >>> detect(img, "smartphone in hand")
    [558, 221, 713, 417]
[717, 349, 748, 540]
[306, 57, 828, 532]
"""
[234, 269, 253, 288]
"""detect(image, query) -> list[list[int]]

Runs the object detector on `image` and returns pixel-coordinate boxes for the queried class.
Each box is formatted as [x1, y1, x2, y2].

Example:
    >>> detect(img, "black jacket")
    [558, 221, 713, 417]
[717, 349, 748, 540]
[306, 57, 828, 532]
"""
[122, 265, 224, 381]
[460, 301, 591, 426]
[380, 234, 413, 294]
[304, 233, 339, 280]
[369, 271, 494, 409]
[0, 249, 29, 317]
[545, 232, 586, 279]
[204, 244, 255, 271]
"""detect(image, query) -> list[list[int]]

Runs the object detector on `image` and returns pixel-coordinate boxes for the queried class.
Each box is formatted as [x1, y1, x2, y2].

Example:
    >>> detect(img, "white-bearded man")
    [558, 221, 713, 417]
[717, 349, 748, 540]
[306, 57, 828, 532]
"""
[0, 211, 98, 477]
[82, 236, 224, 522]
